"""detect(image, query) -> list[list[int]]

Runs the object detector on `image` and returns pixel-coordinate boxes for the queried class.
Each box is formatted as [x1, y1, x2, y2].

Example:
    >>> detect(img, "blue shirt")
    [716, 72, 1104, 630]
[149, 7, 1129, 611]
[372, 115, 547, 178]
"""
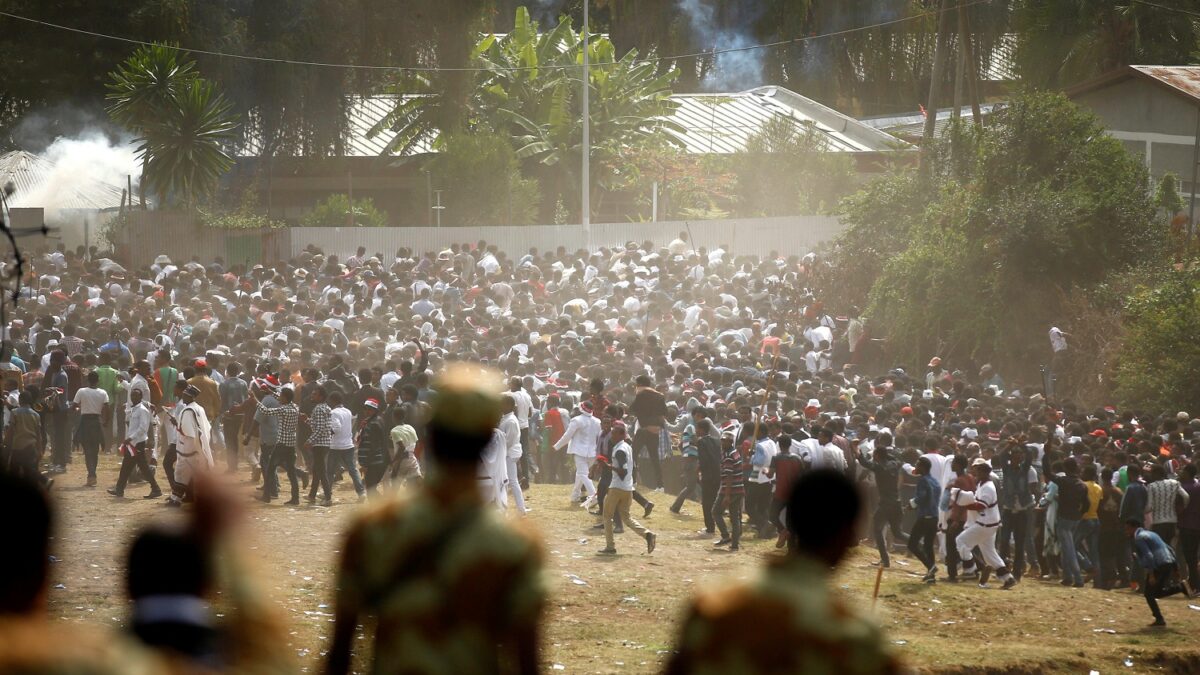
[914, 474, 940, 519]
[254, 394, 281, 446]
[1132, 528, 1176, 569]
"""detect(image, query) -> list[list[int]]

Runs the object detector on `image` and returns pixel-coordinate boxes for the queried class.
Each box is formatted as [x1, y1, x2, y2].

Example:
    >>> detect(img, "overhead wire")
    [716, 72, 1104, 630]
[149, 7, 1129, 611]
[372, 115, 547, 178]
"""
[0, 0, 992, 74]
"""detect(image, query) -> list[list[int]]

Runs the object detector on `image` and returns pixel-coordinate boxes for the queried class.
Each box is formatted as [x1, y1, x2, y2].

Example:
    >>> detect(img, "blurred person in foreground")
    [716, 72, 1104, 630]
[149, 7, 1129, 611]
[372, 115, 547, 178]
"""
[124, 473, 295, 674]
[327, 364, 544, 675]
[0, 471, 160, 674]
[666, 469, 901, 675]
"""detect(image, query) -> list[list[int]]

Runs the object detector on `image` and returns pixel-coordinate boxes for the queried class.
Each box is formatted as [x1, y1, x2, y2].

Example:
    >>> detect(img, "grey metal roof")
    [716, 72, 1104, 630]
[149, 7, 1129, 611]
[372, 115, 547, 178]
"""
[669, 86, 908, 153]
[239, 86, 908, 159]
[0, 150, 128, 210]
[861, 103, 1000, 140]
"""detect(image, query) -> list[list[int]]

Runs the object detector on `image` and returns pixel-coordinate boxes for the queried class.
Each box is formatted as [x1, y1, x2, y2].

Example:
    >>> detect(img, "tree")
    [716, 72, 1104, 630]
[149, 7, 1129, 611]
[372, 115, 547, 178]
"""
[301, 194, 388, 227]
[108, 48, 239, 206]
[833, 92, 1158, 371]
[371, 6, 684, 221]
[1013, 0, 1200, 89]
[106, 44, 199, 205]
[1113, 268, 1200, 411]
[429, 132, 541, 226]
[733, 116, 856, 216]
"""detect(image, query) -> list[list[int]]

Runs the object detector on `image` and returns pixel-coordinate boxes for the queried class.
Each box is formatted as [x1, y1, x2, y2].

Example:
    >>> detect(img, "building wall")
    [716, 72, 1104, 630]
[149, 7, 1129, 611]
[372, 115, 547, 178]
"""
[1073, 78, 1199, 193]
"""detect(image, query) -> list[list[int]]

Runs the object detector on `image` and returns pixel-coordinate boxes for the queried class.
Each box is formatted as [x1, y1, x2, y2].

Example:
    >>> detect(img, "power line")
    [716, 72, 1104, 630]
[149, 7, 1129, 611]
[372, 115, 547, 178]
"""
[0, 0, 990, 74]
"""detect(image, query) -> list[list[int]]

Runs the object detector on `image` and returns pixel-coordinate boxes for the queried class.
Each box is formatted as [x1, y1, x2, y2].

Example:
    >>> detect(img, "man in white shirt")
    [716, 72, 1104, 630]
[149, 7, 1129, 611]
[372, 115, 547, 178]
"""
[479, 427, 509, 508]
[554, 401, 600, 504]
[508, 377, 535, 488]
[803, 428, 846, 472]
[107, 388, 161, 499]
[598, 422, 656, 555]
[952, 458, 1017, 590]
[328, 391, 366, 501]
[499, 395, 527, 515]
[72, 371, 110, 487]
[169, 385, 214, 507]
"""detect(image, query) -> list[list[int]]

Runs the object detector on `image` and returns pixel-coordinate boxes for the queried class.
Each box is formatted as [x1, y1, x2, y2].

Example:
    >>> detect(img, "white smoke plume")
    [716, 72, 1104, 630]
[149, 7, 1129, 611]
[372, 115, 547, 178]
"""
[678, 0, 764, 91]
[15, 131, 140, 212]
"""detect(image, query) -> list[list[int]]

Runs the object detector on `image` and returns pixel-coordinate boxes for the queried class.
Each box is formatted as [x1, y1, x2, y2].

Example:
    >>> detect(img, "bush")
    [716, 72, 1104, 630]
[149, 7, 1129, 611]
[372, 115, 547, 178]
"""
[301, 194, 388, 228]
[831, 92, 1159, 371]
[1113, 268, 1200, 411]
[428, 132, 540, 226]
[734, 117, 855, 216]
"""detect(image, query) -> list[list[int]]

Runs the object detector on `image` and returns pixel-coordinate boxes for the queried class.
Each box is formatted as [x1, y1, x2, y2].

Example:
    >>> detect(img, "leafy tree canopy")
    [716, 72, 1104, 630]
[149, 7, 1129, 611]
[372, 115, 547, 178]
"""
[832, 91, 1158, 369]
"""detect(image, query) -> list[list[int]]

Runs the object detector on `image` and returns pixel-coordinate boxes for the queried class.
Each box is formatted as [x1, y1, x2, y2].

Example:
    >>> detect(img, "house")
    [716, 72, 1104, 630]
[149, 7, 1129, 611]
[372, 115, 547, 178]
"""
[233, 86, 910, 225]
[1067, 65, 1200, 198]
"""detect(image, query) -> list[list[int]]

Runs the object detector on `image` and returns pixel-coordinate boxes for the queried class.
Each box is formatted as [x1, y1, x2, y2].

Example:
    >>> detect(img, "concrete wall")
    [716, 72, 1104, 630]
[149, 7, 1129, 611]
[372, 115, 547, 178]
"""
[113, 214, 845, 268]
[288, 216, 844, 261]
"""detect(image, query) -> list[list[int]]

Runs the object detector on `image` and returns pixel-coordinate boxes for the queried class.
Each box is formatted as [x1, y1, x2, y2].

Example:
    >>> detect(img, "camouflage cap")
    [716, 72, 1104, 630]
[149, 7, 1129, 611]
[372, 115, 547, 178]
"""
[430, 363, 504, 435]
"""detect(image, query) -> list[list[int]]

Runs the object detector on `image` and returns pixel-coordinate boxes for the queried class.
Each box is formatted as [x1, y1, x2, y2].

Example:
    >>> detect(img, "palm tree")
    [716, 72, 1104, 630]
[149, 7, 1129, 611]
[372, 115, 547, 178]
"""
[106, 44, 198, 205]
[108, 46, 239, 206]
[137, 77, 239, 205]
[372, 6, 684, 220]
[1013, 0, 1200, 89]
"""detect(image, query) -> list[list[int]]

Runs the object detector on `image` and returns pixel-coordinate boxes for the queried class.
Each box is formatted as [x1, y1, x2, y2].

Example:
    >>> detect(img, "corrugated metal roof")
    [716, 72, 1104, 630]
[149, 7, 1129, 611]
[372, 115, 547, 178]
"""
[668, 87, 906, 153]
[238, 86, 908, 158]
[861, 103, 1000, 140]
[0, 151, 128, 211]
[1130, 65, 1200, 103]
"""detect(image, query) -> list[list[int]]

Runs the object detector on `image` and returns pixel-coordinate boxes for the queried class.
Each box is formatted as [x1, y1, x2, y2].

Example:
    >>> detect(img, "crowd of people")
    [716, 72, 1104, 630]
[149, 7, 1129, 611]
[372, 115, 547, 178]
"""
[0, 230, 1198, 673]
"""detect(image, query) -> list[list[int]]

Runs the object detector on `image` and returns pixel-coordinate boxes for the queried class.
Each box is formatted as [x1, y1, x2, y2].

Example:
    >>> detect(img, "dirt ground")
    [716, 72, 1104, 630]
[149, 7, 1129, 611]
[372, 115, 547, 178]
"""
[44, 453, 1200, 674]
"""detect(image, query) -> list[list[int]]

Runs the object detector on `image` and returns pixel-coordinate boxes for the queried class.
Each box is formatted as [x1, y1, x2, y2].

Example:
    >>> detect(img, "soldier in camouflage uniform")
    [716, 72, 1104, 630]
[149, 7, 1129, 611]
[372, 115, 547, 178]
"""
[327, 364, 544, 675]
[667, 469, 902, 675]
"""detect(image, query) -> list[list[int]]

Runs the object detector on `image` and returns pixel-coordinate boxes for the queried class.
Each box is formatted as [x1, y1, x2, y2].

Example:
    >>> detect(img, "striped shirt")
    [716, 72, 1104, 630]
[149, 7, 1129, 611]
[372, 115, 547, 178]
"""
[308, 402, 333, 447]
[720, 447, 747, 496]
[256, 400, 299, 447]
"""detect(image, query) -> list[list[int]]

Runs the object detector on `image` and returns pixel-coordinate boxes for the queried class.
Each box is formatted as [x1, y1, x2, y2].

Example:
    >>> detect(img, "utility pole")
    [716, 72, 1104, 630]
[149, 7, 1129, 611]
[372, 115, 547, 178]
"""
[582, 0, 591, 251]
[922, 0, 953, 159]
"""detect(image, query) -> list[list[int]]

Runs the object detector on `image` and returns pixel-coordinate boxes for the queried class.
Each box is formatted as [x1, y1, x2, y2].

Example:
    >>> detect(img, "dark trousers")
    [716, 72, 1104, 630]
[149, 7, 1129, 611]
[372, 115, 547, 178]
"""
[1180, 528, 1200, 590]
[999, 509, 1029, 578]
[872, 501, 904, 565]
[713, 492, 744, 546]
[1152, 523, 1177, 548]
[48, 411, 70, 466]
[4, 445, 42, 485]
[222, 415, 242, 471]
[946, 521, 967, 580]
[633, 429, 663, 489]
[162, 445, 180, 494]
[517, 426, 532, 486]
[908, 516, 938, 570]
[770, 497, 787, 532]
[259, 444, 275, 489]
[1099, 524, 1129, 589]
[78, 415, 103, 478]
[746, 482, 773, 534]
[670, 456, 699, 512]
[364, 462, 387, 492]
[699, 478, 720, 534]
[115, 442, 160, 495]
[307, 446, 332, 500]
[265, 444, 299, 500]
[1144, 563, 1186, 622]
